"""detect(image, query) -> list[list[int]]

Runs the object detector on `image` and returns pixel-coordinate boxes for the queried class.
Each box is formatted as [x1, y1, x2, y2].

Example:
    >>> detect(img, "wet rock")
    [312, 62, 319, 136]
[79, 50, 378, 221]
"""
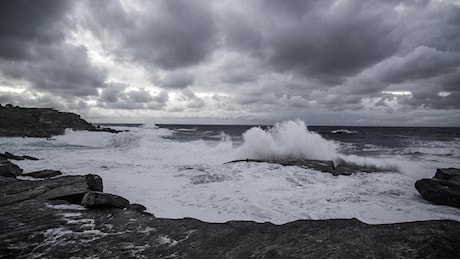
[415, 168, 460, 209]
[85, 174, 103, 192]
[127, 203, 147, 212]
[1, 174, 460, 258]
[0, 161, 23, 178]
[224, 158, 389, 176]
[0, 174, 104, 206]
[3, 152, 24, 160]
[81, 191, 129, 209]
[22, 169, 62, 178]
[22, 155, 40, 161]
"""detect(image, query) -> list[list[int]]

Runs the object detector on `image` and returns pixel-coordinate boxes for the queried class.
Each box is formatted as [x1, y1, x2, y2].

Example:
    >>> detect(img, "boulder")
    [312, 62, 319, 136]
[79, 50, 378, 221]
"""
[127, 203, 147, 212]
[415, 168, 460, 209]
[81, 191, 129, 209]
[0, 161, 23, 178]
[85, 174, 103, 192]
[22, 169, 62, 178]
[0, 174, 104, 206]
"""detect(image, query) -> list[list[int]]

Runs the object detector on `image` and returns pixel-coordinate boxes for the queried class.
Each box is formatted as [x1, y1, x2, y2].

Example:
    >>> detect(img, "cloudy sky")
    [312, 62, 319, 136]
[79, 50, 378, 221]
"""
[0, 0, 459, 126]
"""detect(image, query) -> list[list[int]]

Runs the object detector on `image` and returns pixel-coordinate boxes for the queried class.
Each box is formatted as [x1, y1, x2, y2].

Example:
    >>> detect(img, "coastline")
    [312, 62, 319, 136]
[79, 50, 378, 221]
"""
[1, 168, 460, 258]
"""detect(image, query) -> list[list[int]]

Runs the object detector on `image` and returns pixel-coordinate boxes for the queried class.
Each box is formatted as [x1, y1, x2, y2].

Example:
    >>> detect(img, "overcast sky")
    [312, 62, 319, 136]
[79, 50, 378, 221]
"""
[0, 0, 459, 126]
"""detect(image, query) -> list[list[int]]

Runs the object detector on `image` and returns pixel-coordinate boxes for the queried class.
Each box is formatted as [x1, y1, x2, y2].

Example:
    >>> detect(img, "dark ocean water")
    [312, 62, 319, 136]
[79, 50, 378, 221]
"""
[158, 124, 460, 162]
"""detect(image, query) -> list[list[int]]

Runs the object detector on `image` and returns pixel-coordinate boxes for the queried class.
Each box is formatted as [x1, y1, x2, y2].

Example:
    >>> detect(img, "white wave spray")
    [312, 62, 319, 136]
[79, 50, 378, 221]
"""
[235, 120, 339, 161]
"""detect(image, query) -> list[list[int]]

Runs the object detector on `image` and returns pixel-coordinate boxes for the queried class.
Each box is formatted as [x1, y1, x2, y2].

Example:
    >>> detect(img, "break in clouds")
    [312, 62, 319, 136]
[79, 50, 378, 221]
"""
[0, 0, 459, 126]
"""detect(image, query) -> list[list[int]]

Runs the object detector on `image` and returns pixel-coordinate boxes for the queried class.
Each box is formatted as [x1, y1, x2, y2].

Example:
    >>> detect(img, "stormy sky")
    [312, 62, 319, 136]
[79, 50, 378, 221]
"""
[0, 0, 459, 126]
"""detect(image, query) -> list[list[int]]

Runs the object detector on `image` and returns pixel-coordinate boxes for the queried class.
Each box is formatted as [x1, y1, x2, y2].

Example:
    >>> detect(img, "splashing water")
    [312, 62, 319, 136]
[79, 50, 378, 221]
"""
[235, 120, 339, 161]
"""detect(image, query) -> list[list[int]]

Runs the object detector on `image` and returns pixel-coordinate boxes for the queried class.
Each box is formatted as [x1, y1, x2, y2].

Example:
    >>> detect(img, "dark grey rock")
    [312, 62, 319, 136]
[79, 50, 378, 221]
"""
[224, 158, 391, 176]
[22, 169, 62, 178]
[85, 174, 103, 192]
[1, 174, 460, 258]
[0, 174, 103, 206]
[0, 161, 23, 178]
[415, 168, 460, 209]
[127, 203, 147, 212]
[22, 155, 39, 161]
[81, 191, 130, 209]
[0, 106, 119, 138]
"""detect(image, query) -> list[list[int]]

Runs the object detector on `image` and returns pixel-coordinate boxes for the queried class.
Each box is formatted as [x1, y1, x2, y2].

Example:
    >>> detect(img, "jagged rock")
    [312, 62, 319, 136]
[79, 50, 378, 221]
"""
[0, 161, 23, 178]
[22, 155, 40, 161]
[22, 169, 62, 178]
[81, 191, 129, 209]
[0, 174, 104, 206]
[0, 106, 120, 138]
[1, 174, 459, 258]
[127, 203, 147, 212]
[415, 168, 460, 209]
[225, 158, 390, 176]
[3, 152, 24, 160]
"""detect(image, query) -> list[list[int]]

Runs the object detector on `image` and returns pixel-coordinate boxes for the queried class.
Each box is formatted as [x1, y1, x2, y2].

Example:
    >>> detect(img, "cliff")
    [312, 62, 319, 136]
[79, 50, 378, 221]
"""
[0, 105, 118, 137]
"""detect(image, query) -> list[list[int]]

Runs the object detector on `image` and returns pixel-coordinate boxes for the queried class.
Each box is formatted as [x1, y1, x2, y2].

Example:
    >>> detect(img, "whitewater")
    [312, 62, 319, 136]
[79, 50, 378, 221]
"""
[3, 120, 460, 224]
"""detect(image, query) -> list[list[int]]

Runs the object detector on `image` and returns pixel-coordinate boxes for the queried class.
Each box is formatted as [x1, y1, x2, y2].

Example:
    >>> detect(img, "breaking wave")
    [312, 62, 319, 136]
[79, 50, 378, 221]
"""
[235, 120, 339, 161]
[53, 129, 139, 149]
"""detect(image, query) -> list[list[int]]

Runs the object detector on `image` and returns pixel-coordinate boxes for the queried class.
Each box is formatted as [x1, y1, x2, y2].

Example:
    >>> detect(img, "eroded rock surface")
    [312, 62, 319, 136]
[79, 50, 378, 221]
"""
[1, 174, 460, 258]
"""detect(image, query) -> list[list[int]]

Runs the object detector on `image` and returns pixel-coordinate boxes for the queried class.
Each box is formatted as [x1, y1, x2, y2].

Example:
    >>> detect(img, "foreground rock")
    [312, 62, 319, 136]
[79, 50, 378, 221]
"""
[22, 169, 62, 178]
[81, 191, 130, 209]
[415, 168, 460, 209]
[225, 158, 393, 176]
[0, 160, 23, 178]
[0, 105, 121, 138]
[1, 174, 460, 258]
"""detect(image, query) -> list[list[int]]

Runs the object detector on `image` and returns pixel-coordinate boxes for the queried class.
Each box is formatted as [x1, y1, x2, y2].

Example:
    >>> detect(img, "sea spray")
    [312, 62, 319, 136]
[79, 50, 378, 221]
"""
[235, 120, 339, 161]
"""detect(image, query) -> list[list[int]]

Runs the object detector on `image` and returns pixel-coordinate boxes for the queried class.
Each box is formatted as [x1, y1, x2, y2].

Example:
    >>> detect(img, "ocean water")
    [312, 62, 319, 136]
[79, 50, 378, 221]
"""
[2, 120, 460, 224]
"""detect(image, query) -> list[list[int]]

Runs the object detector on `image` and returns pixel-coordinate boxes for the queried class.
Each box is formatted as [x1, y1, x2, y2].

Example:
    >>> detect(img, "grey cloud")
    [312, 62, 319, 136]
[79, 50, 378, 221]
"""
[0, 0, 71, 60]
[161, 72, 194, 89]
[377, 46, 460, 84]
[264, 1, 400, 85]
[0, 0, 107, 99]
[83, 0, 217, 71]
[99, 83, 127, 103]
[99, 84, 169, 110]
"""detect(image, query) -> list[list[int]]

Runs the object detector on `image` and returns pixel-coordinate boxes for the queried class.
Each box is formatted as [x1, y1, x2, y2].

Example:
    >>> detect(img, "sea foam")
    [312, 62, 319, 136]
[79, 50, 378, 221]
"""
[235, 120, 339, 161]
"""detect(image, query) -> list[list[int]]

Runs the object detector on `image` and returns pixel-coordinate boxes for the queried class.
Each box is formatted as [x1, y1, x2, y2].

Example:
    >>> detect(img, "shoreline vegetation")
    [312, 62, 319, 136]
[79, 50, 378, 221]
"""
[1, 106, 460, 258]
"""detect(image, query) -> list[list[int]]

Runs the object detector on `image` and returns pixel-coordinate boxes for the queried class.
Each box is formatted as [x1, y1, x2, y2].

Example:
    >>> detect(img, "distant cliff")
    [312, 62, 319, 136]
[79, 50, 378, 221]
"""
[0, 105, 118, 137]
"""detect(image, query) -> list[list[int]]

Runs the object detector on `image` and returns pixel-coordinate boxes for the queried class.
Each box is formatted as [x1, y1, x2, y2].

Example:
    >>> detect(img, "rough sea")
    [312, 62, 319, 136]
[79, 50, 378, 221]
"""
[2, 120, 460, 224]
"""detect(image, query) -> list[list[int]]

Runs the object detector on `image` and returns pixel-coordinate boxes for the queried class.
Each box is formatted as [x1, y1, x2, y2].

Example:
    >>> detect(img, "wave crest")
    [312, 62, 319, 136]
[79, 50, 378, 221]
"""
[235, 120, 338, 161]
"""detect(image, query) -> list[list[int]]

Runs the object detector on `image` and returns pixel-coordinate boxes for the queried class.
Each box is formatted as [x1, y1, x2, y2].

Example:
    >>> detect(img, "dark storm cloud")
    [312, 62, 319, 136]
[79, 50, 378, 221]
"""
[160, 72, 194, 89]
[83, 0, 217, 70]
[0, 0, 69, 60]
[0, 0, 107, 99]
[261, 1, 401, 85]
[1, 0, 459, 125]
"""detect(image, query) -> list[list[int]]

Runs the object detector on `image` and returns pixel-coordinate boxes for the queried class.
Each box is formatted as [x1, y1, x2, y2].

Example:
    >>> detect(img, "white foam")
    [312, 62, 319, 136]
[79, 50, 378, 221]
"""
[3, 120, 460, 225]
[235, 120, 339, 161]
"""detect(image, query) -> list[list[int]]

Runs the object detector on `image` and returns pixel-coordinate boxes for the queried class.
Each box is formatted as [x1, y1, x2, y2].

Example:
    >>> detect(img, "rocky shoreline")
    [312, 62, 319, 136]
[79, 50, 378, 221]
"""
[1, 154, 460, 258]
[0, 105, 121, 137]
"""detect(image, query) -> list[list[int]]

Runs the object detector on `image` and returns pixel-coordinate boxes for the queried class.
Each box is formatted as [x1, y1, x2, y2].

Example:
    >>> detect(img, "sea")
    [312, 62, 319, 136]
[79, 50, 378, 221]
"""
[2, 120, 460, 224]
